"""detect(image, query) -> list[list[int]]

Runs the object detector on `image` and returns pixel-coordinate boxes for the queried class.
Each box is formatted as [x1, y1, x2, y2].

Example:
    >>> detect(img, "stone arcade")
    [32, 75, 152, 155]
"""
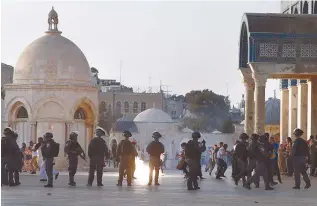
[239, 13, 317, 142]
[3, 7, 98, 169]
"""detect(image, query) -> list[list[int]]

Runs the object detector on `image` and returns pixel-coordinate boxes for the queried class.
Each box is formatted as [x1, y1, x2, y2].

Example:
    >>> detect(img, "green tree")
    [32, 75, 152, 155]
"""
[221, 119, 235, 133]
[181, 89, 231, 132]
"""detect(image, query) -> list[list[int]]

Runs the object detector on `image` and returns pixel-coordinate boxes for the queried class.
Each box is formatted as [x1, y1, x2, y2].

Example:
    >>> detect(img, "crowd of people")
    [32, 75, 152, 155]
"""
[2, 126, 316, 191]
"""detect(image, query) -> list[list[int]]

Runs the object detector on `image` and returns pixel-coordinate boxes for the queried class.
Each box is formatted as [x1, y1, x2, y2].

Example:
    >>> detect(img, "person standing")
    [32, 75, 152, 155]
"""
[278, 144, 287, 175]
[234, 133, 249, 186]
[185, 132, 206, 190]
[308, 135, 317, 177]
[87, 127, 109, 187]
[65, 131, 86, 186]
[292, 128, 311, 189]
[1, 127, 13, 186]
[216, 144, 229, 179]
[30, 141, 39, 174]
[285, 137, 294, 176]
[146, 131, 165, 186]
[41, 132, 60, 188]
[244, 135, 273, 191]
[269, 136, 282, 184]
[232, 140, 241, 178]
[116, 131, 137, 186]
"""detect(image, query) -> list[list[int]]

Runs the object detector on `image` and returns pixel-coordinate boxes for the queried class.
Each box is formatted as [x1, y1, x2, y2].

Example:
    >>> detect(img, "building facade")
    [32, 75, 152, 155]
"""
[3, 8, 98, 169]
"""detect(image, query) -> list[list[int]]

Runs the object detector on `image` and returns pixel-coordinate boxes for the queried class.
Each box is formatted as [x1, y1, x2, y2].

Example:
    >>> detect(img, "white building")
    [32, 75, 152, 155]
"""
[3, 7, 98, 169]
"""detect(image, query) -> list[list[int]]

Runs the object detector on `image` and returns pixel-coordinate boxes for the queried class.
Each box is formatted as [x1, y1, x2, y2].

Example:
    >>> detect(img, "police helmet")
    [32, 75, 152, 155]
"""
[70, 131, 79, 140]
[44, 132, 53, 139]
[192, 131, 201, 139]
[152, 131, 162, 139]
[3, 127, 13, 136]
[293, 128, 304, 137]
[123, 130, 132, 138]
[95, 126, 106, 136]
[239, 133, 249, 140]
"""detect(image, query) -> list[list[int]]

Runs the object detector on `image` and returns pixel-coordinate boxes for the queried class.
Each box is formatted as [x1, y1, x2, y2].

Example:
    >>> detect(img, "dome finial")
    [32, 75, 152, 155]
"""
[47, 6, 60, 32]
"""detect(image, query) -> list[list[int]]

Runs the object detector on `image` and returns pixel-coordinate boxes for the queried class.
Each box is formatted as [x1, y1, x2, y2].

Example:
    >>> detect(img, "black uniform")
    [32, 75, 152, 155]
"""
[146, 140, 165, 185]
[309, 139, 317, 176]
[41, 138, 58, 187]
[245, 137, 272, 190]
[234, 140, 249, 185]
[292, 137, 310, 189]
[1, 136, 10, 186]
[185, 139, 206, 190]
[117, 139, 137, 186]
[65, 140, 85, 185]
[87, 137, 109, 186]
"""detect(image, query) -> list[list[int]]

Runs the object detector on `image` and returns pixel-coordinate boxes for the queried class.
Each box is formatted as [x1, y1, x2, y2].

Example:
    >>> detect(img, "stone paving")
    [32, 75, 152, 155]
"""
[1, 170, 317, 206]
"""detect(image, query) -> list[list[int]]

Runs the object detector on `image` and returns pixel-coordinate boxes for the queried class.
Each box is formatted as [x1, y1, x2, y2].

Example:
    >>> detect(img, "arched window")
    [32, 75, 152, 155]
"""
[116, 101, 122, 115]
[314, 1, 317, 14]
[16, 106, 28, 118]
[141, 102, 146, 112]
[303, 1, 309, 13]
[74, 108, 86, 119]
[124, 101, 129, 113]
[294, 7, 299, 14]
[133, 102, 138, 113]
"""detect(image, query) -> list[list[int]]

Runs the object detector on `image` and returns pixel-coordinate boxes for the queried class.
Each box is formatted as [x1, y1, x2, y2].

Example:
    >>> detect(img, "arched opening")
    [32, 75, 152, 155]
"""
[141, 102, 146, 112]
[294, 7, 299, 14]
[115, 101, 122, 117]
[303, 1, 309, 13]
[133, 102, 138, 113]
[16, 106, 28, 119]
[124, 101, 129, 113]
[74, 108, 86, 120]
[314, 1, 317, 13]
[239, 22, 248, 68]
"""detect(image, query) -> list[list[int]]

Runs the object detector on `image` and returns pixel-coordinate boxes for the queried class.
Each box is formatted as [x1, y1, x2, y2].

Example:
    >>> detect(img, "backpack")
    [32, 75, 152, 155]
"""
[52, 142, 60, 157]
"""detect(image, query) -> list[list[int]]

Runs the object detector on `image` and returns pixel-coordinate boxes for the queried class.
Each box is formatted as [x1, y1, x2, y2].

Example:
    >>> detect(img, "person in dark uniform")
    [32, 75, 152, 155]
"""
[65, 131, 86, 186]
[41, 132, 58, 188]
[11, 132, 23, 186]
[146, 131, 165, 186]
[309, 135, 317, 177]
[116, 131, 137, 186]
[246, 134, 260, 188]
[292, 128, 311, 189]
[234, 133, 249, 186]
[87, 127, 109, 187]
[231, 140, 241, 178]
[185, 132, 206, 190]
[244, 135, 274, 190]
[2, 127, 13, 186]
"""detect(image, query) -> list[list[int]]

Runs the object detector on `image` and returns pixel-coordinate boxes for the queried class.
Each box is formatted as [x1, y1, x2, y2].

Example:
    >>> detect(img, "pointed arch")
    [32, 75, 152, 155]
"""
[303, 1, 309, 13]
[124, 101, 129, 113]
[133, 102, 138, 113]
[5, 97, 32, 122]
[141, 102, 146, 112]
[16, 106, 28, 119]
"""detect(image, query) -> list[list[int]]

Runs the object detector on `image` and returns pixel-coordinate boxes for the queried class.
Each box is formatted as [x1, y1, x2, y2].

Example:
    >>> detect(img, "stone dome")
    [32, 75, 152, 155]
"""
[134, 108, 173, 123]
[13, 8, 91, 86]
[265, 97, 280, 125]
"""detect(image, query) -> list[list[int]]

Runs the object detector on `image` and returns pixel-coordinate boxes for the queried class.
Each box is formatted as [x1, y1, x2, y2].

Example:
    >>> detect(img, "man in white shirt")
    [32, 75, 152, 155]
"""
[216, 144, 228, 179]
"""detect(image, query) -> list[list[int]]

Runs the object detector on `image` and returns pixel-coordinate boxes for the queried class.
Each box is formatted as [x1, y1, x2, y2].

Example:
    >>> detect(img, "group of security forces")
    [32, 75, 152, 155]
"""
[2, 126, 313, 191]
[232, 128, 311, 190]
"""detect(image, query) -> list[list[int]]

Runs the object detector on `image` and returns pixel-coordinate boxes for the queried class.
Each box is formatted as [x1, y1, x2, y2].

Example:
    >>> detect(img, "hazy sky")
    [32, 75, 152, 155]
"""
[1, 0, 281, 105]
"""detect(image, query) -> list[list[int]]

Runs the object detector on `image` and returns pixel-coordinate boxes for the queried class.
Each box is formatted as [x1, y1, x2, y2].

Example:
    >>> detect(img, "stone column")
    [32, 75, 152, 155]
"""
[252, 73, 267, 135]
[244, 82, 255, 136]
[288, 79, 298, 137]
[307, 78, 317, 138]
[280, 79, 289, 143]
[297, 80, 308, 140]
[30, 122, 37, 142]
[240, 68, 255, 136]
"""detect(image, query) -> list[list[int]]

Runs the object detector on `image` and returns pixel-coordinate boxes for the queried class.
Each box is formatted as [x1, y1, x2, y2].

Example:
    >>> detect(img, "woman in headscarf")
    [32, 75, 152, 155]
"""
[278, 144, 287, 175]
[285, 137, 294, 176]
[22, 143, 32, 172]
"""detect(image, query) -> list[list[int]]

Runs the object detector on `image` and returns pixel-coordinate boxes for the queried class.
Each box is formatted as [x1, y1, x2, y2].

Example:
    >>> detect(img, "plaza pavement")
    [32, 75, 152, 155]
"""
[1, 170, 317, 206]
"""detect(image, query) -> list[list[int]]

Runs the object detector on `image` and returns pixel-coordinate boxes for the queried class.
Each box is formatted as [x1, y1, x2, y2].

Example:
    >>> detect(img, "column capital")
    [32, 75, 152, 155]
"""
[252, 73, 268, 87]
[239, 68, 255, 89]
